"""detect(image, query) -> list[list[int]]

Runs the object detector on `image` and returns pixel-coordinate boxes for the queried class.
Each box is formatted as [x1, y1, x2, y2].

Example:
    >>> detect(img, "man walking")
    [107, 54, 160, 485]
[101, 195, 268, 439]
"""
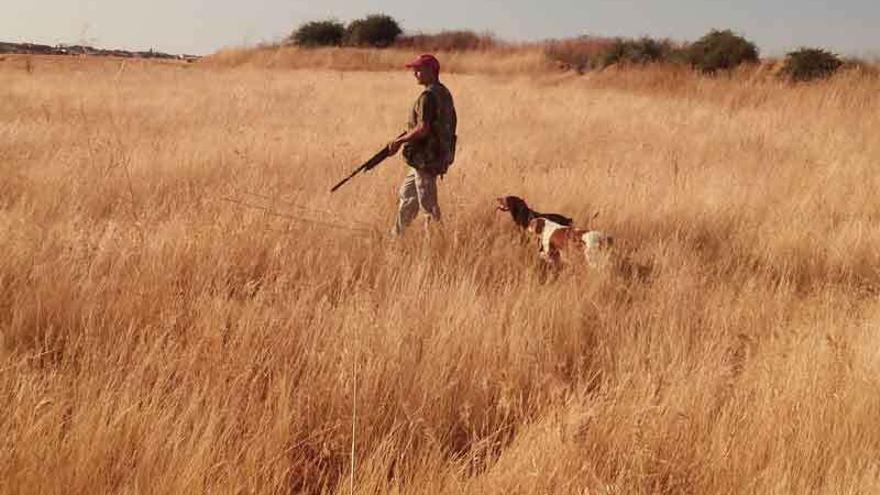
[387, 54, 457, 236]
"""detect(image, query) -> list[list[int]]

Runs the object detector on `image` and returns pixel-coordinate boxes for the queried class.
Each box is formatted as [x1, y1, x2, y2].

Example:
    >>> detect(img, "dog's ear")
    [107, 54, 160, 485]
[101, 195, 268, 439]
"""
[510, 197, 530, 226]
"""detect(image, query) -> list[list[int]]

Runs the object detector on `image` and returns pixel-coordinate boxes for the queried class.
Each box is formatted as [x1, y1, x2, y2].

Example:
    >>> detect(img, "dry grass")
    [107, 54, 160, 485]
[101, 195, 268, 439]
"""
[202, 45, 555, 75]
[1, 53, 879, 494]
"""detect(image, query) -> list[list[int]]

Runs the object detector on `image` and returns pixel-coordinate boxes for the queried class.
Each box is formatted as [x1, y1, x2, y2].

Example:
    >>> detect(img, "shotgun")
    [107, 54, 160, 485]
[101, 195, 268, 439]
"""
[330, 132, 406, 193]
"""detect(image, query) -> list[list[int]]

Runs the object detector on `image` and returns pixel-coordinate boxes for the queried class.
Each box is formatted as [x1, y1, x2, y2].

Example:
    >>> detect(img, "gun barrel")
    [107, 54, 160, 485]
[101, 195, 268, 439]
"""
[362, 147, 390, 171]
[329, 132, 405, 193]
[329, 174, 357, 193]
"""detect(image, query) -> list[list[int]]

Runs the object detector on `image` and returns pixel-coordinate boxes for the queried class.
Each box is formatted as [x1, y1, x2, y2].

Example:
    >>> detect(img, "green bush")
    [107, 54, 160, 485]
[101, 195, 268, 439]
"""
[688, 29, 759, 73]
[344, 14, 402, 48]
[290, 20, 345, 47]
[779, 48, 843, 82]
[600, 37, 674, 68]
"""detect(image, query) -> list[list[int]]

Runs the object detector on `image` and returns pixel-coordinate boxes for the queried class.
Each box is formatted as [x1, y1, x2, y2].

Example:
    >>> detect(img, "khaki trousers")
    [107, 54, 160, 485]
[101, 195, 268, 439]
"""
[393, 168, 440, 235]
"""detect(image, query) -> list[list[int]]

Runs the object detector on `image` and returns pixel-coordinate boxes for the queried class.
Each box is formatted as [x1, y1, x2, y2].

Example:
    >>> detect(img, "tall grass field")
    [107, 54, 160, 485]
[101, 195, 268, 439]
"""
[1, 53, 879, 494]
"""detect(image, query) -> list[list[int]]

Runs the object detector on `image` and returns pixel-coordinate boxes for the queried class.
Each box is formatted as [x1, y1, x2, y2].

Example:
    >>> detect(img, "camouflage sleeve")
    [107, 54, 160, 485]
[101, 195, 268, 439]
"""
[416, 91, 437, 126]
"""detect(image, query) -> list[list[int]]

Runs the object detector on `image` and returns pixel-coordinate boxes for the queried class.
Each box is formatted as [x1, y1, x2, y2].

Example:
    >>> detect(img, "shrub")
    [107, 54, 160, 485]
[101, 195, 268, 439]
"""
[290, 20, 345, 47]
[396, 30, 498, 51]
[688, 29, 759, 73]
[543, 36, 616, 72]
[599, 37, 674, 68]
[779, 48, 843, 82]
[344, 14, 402, 47]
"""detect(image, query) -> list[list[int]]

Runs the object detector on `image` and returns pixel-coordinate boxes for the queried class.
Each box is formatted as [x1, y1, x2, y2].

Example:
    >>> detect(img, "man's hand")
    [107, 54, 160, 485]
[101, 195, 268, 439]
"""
[387, 139, 403, 156]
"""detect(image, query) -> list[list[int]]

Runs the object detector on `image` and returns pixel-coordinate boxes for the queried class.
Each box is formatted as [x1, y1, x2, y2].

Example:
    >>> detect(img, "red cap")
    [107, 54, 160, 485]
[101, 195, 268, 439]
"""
[405, 53, 440, 74]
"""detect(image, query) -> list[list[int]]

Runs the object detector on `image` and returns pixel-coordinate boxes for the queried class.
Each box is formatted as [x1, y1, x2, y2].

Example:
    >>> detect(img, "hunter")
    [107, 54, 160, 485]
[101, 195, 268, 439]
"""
[387, 53, 457, 236]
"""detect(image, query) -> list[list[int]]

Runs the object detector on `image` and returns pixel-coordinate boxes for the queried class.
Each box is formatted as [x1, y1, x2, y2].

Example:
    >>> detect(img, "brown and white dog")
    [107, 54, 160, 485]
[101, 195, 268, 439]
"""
[527, 217, 614, 266]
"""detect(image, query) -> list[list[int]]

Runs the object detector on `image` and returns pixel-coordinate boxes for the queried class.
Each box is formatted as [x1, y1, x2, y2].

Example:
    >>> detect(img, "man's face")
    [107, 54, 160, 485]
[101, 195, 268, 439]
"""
[413, 65, 435, 85]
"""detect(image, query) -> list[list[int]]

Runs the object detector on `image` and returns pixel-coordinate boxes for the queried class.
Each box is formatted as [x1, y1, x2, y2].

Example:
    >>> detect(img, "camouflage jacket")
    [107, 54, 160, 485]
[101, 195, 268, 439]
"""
[402, 82, 457, 175]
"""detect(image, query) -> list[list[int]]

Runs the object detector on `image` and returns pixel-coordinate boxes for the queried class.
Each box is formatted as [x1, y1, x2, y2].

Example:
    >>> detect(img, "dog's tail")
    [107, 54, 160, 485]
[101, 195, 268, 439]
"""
[539, 213, 574, 227]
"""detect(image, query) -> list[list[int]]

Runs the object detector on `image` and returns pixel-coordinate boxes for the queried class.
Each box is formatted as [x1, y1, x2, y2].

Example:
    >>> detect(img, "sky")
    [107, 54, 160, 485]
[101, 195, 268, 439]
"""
[3, 0, 878, 57]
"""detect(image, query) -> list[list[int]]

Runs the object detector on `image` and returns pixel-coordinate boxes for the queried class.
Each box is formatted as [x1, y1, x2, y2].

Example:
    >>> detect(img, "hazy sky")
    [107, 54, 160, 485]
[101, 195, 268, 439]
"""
[4, 0, 878, 57]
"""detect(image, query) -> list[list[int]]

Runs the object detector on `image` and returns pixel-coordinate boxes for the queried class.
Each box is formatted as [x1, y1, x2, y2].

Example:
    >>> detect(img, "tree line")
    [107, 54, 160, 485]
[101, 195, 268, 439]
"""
[290, 15, 860, 82]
